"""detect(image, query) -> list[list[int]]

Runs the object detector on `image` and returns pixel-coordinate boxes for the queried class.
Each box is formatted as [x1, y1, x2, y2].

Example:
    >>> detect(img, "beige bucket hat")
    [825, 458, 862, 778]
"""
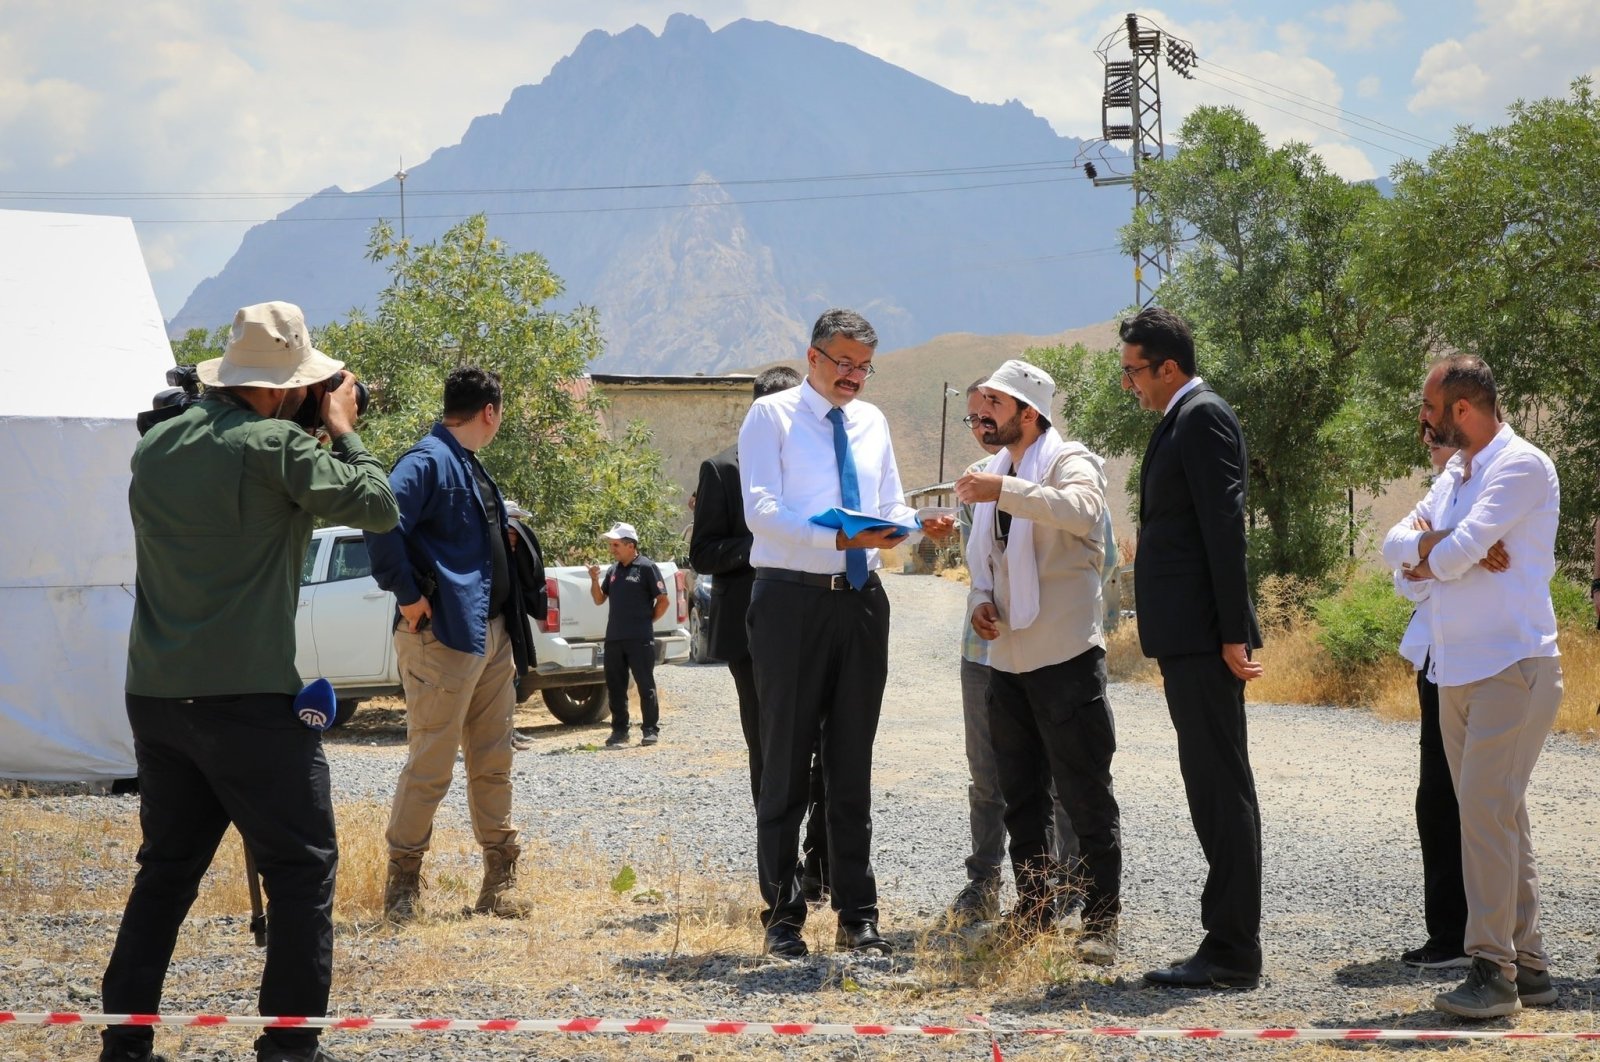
[195, 301, 343, 389]
[981, 358, 1055, 418]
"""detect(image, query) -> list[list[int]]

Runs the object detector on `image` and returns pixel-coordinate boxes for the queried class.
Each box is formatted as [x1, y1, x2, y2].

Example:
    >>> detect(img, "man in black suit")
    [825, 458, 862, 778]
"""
[1121, 307, 1265, 990]
[689, 367, 829, 896]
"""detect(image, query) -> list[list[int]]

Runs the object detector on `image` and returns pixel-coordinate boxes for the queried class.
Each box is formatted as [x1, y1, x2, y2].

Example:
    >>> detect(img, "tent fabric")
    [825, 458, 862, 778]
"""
[0, 210, 175, 780]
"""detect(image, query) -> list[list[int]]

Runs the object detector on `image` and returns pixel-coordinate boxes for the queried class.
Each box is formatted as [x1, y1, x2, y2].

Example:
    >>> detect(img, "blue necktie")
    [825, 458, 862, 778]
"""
[826, 406, 869, 590]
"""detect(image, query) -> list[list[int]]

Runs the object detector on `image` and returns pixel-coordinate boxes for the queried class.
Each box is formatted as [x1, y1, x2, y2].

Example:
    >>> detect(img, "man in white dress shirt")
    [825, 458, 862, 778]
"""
[1382, 354, 1562, 1019]
[738, 308, 954, 960]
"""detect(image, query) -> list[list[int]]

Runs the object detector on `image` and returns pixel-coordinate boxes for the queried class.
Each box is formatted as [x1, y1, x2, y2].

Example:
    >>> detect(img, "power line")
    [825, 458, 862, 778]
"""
[1200, 57, 1440, 148]
[96, 173, 1090, 226]
[1195, 64, 1437, 150]
[0, 159, 1085, 203]
[1190, 73, 1422, 159]
[161, 245, 1126, 327]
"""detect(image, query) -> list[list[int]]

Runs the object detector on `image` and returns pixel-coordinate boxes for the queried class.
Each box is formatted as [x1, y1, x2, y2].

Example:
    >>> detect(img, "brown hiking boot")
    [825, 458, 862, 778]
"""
[473, 845, 532, 917]
[383, 857, 422, 925]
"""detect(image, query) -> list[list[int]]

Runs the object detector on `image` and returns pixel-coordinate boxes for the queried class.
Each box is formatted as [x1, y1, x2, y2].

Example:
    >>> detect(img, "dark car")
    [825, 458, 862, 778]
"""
[688, 572, 718, 664]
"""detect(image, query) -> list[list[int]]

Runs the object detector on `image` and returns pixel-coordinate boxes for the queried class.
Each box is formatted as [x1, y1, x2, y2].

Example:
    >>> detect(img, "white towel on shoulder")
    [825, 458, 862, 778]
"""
[967, 427, 1082, 631]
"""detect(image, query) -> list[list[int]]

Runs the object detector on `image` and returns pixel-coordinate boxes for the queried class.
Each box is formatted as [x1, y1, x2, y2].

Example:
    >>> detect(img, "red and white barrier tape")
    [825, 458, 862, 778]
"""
[1027, 1026, 1600, 1042]
[0, 1013, 969, 1037]
[3, 1013, 1598, 1043]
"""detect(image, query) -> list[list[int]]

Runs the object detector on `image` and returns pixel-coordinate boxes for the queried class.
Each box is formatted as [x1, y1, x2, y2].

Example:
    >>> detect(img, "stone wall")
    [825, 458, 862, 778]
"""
[589, 374, 756, 511]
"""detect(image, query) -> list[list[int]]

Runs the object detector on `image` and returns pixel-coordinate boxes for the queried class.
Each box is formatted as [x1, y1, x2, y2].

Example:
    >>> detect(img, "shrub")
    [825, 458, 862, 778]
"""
[1550, 576, 1592, 629]
[1313, 570, 1414, 668]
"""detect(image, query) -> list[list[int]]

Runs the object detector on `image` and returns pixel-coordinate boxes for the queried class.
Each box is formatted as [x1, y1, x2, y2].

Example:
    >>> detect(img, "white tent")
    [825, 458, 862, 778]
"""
[0, 210, 176, 780]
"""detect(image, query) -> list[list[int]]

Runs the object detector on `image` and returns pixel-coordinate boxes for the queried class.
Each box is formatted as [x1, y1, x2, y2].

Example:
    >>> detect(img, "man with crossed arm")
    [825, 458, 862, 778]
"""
[1383, 355, 1562, 1019]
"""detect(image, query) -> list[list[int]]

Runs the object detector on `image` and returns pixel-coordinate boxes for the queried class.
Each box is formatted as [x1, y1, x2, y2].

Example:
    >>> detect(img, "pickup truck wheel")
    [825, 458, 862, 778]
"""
[541, 684, 608, 725]
[688, 604, 708, 664]
[331, 698, 361, 729]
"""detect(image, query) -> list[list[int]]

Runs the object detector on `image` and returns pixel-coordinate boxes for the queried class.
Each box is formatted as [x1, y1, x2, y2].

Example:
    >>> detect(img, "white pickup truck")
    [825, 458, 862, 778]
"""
[295, 525, 692, 727]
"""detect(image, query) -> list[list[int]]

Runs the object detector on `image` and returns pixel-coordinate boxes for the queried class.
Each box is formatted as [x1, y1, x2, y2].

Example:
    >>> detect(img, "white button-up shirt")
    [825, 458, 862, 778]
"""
[738, 379, 917, 575]
[1164, 375, 1205, 415]
[1381, 424, 1560, 686]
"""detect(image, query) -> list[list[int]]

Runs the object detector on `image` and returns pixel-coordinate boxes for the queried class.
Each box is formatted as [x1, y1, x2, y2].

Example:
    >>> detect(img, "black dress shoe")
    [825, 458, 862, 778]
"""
[764, 923, 808, 960]
[1143, 954, 1259, 989]
[835, 920, 892, 954]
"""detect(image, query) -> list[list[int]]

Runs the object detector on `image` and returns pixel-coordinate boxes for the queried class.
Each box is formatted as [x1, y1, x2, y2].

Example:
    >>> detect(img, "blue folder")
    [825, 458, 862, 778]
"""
[808, 507, 920, 538]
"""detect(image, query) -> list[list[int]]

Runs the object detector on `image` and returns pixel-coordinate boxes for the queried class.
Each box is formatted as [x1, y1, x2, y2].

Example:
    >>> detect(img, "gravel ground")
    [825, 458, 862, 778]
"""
[4, 569, 1599, 1061]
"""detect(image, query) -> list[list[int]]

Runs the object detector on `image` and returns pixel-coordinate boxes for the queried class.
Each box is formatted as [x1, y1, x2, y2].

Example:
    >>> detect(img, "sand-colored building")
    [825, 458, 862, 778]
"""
[588, 373, 757, 505]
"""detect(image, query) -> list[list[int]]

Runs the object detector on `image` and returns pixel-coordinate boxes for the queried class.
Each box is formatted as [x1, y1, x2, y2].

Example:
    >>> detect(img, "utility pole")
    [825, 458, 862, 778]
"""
[394, 159, 409, 242]
[1091, 13, 1196, 308]
[938, 381, 958, 483]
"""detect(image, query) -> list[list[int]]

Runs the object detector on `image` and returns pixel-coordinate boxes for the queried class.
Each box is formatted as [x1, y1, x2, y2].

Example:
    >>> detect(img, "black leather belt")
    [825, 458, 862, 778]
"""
[754, 567, 881, 592]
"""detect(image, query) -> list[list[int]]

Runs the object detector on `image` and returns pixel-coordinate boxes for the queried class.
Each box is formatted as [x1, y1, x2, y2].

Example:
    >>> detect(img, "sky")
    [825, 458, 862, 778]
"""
[4, 0, 1597, 320]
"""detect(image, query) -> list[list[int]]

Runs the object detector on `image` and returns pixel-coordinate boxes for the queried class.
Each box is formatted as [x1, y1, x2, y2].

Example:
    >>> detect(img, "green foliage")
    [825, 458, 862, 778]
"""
[1312, 570, 1413, 668]
[1549, 576, 1593, 629]
[609, 865, 637, 894]
[314, 215, 680, 563]
[1048, 106, 1385, 584]
[1033, 341, 1149, 524]
[170, 325, 227, 366]
[1354, 79, 1600, 571]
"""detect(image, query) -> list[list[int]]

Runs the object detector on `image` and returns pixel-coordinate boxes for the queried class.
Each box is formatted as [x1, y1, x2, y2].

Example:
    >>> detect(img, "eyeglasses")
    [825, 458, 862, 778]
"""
[813, 346, 876, 378]
[960, 414, 984, 427]
[1120, 361, 1159, 381]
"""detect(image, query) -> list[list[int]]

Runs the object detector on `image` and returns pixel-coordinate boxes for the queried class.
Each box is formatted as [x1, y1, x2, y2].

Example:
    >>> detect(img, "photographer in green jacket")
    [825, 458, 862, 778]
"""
[100, 302, 399, 1062]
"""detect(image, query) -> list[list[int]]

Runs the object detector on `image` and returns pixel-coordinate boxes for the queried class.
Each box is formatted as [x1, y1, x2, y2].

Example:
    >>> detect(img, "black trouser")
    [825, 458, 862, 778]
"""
[1157, 652, 1264, 973]
[987, 647, 1121, 929]
[748, 576, 888, 928]
[101, 693, 336, 1057]
[604, 637, 658, 730]
[1417, 659, 1468, 952]
[730, 652, 830, 885]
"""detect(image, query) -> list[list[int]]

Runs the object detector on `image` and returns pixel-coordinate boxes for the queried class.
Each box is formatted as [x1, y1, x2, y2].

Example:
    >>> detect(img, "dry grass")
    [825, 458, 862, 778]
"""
[0, 798, 1116, 1061]
[1110, 588, 1600, 739]
[1102, 623, 1158, 684]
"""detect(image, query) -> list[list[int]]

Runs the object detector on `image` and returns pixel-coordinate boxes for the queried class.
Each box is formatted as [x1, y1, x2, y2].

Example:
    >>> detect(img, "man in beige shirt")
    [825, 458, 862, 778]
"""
[956, 359, 1121, 967]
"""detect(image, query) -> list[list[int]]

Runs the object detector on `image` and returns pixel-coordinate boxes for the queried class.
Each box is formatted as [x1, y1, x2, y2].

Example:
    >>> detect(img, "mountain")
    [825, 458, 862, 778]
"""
[173, 14, 1134, 371]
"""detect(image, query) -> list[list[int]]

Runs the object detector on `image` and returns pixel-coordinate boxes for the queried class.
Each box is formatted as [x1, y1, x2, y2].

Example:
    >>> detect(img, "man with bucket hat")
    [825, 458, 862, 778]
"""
[101, 301, 399, 1062]
[956, 358, 1122, 966]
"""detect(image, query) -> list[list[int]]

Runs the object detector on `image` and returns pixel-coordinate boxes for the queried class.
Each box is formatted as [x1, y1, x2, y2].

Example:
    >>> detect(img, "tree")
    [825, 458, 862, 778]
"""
[1045, 106, 1383, 586]
[174, 216, 681, 563]
[1353, 79, 1600, 568]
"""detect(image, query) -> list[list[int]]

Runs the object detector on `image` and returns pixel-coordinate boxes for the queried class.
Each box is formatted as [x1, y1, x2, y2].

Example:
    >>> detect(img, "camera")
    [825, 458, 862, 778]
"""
[292, 371, 370, 434]
[136, 365, 203, 436]
[137, 365, 369, 437]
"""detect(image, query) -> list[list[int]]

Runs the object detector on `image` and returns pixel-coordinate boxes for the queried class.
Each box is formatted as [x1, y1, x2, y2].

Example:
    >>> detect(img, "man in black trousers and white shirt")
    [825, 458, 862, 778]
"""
[690, 366, 831, 900]
[738, 308, 954, 959]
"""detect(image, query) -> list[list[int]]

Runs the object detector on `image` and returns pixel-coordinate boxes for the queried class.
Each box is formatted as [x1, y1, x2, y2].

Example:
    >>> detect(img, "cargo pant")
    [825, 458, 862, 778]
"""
[386, 617, 519, 861]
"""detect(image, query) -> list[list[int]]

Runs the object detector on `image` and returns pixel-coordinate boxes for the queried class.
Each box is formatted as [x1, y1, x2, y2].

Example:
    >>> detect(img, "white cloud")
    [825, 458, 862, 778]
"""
[1409, 40, 1491, 113]
[787, 0, 1109, 140]
[1409, 0, 1600, 117]
[1357, 74, 1381, 98]
[1276, 21, 1314, 55]
[1317, 1, 1402, 51]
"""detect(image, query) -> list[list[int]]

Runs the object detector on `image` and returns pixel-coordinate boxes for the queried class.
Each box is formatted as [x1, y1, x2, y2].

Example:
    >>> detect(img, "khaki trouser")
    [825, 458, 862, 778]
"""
[386, 618, 518, 859]
[1438, 656, 1562, 979]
